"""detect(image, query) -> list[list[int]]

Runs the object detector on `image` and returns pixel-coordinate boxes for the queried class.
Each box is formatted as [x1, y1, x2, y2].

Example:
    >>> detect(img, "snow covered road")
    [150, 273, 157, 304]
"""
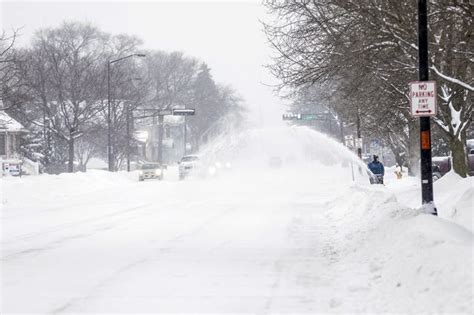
[1, 127, 473, 314]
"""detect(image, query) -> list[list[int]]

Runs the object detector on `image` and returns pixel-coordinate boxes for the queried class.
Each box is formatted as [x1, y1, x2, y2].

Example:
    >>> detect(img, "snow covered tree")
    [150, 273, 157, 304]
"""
[264, 0, 473, 176]
[16, 22, 109, 172]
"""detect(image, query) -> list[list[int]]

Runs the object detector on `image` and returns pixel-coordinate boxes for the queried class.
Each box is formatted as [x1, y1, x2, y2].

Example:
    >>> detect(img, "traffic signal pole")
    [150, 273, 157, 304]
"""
[183, 116, 187, 155]
[418, 0, 436, 215]
[157, 114, 164, 165]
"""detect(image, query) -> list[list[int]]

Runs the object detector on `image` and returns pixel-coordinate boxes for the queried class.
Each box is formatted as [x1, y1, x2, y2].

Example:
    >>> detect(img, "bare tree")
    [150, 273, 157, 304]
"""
[17, 22, 110, 172]
[264, 0, 473, 176]
[0, 29, 21, 107]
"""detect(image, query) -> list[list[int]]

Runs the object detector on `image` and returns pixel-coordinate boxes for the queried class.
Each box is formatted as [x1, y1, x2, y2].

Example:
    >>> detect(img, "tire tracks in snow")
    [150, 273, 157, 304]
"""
[48, 203, 239, 314]
[1, 202, 159, 261]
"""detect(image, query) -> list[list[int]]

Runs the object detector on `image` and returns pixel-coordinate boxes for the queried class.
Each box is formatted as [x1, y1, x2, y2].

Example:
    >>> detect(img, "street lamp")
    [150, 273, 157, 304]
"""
[107, 53, 146, 172]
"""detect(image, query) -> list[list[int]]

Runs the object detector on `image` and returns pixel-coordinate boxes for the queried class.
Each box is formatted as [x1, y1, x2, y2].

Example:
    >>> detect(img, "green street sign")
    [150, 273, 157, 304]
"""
[301, 114, 323, 120]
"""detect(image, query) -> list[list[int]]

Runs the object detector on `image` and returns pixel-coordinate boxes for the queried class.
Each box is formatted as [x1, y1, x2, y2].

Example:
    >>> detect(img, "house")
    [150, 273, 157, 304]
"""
[0, 109, 28, 175]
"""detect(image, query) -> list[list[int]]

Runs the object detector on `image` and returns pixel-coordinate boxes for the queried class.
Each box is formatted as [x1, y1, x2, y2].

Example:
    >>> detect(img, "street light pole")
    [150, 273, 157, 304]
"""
[106, 53, 146, 172]
[126, 102, 131, 172]
[107, 61, 113, 171]
[183, 116, 187, 156]
[157, 114, 164, 165]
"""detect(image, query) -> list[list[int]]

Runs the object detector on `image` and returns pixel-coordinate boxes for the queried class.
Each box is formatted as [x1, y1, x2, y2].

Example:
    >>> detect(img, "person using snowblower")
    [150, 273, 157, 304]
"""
[368, 155, 385, 184]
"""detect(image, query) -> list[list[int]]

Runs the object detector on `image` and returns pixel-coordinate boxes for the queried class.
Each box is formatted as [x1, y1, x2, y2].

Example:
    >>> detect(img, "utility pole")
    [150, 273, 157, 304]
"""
[183, 116, 187, 156]
[126, 103, 131, 172]
[151, 114, 157, 161]
[356, 104, 362, 159]
[107, 62, 113, 172]
[418, 0, 436, 215]
[106, 53, 146, 172]
[339, 117, 344, 144]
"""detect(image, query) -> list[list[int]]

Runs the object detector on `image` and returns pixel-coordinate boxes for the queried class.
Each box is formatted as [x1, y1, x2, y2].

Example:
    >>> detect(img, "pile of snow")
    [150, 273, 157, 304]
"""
[433, 171, 473, 232]
[388, 170, 473, 233]
[322, 183, 472, 312]
[1, 170, 139, 213]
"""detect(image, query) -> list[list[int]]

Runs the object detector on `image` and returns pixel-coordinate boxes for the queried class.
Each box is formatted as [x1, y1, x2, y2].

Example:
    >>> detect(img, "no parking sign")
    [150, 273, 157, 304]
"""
[409, 81, 437, 117]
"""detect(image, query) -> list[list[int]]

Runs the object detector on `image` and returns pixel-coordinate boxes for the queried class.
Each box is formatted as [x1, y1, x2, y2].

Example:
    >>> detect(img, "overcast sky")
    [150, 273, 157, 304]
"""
[1, 0, 286, 126]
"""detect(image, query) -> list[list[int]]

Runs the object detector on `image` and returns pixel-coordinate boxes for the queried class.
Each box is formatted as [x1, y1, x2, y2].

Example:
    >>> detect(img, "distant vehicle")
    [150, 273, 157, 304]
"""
[432, 156, 451, 177]
[268, 156, 282, 169]
[432, 144, 474, 178]
[432, 164, 442, 182]
[138, 162, 164, 181]
[468, 140, 474, 176]
[178, 155, 200, 180]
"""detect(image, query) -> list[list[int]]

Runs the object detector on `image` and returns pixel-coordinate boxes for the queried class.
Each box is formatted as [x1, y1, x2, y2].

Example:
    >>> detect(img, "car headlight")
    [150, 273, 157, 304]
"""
[225, 162, 231, 168]
[155, 169, 162, 175]
[215, 161, 222, 169]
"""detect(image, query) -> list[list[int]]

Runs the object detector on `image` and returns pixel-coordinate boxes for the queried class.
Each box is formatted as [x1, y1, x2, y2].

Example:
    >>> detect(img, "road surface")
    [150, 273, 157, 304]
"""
[1, 128, 472, 313]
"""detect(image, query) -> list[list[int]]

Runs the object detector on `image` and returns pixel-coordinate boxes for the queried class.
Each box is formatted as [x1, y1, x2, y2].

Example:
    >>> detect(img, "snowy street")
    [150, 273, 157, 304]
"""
[1, 1, 473, 313]
[1, 128, 472, 314]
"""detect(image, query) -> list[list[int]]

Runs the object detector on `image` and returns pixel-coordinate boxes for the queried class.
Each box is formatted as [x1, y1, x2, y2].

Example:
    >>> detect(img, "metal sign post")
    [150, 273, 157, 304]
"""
[416, 0, 436, 215]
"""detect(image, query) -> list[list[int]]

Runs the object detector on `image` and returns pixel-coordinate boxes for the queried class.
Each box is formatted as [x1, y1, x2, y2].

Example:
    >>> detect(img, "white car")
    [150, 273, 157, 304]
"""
[178, 155, 200, 180]
[138, 163, 164, 181]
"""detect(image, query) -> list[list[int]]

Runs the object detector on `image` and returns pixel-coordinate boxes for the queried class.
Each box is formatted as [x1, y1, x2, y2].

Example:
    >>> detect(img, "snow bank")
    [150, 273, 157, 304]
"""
[433, 171, 473, 232]
[1, 170, 139, 215]
[388, 171, 473, 233]
[323, 185, 473, 313]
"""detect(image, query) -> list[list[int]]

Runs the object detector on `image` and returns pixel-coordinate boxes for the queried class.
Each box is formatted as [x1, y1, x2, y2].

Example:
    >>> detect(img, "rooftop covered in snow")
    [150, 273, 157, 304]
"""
[0, 109, 27, 133]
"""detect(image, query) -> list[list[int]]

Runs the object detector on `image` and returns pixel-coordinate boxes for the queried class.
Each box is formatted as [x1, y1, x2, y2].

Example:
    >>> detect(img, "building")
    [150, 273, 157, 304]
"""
[0, 110, 28, 175]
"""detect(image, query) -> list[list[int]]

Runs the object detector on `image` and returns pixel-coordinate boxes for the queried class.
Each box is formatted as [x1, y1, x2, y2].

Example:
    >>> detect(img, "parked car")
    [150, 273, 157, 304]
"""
[432, 144, 474, 178]
[178, 155, 200, 180]
[467, 140, 474, 176]
[138, 162, 164, 181]
[432, 164, 442, 182]
[432, 156, 451, 177]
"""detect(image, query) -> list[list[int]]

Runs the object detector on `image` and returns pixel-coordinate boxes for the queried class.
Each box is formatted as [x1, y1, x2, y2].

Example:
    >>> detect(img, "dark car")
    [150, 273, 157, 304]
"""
[432, 164, 442, 182]
[432, 156, 451, 177]
[468, 140, 474, 176]
[432, 143, 474, 178]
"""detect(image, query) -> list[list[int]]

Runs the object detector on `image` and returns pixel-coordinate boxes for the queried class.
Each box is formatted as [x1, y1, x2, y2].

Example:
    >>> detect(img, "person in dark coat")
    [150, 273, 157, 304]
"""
[368, 155, 385, 184]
